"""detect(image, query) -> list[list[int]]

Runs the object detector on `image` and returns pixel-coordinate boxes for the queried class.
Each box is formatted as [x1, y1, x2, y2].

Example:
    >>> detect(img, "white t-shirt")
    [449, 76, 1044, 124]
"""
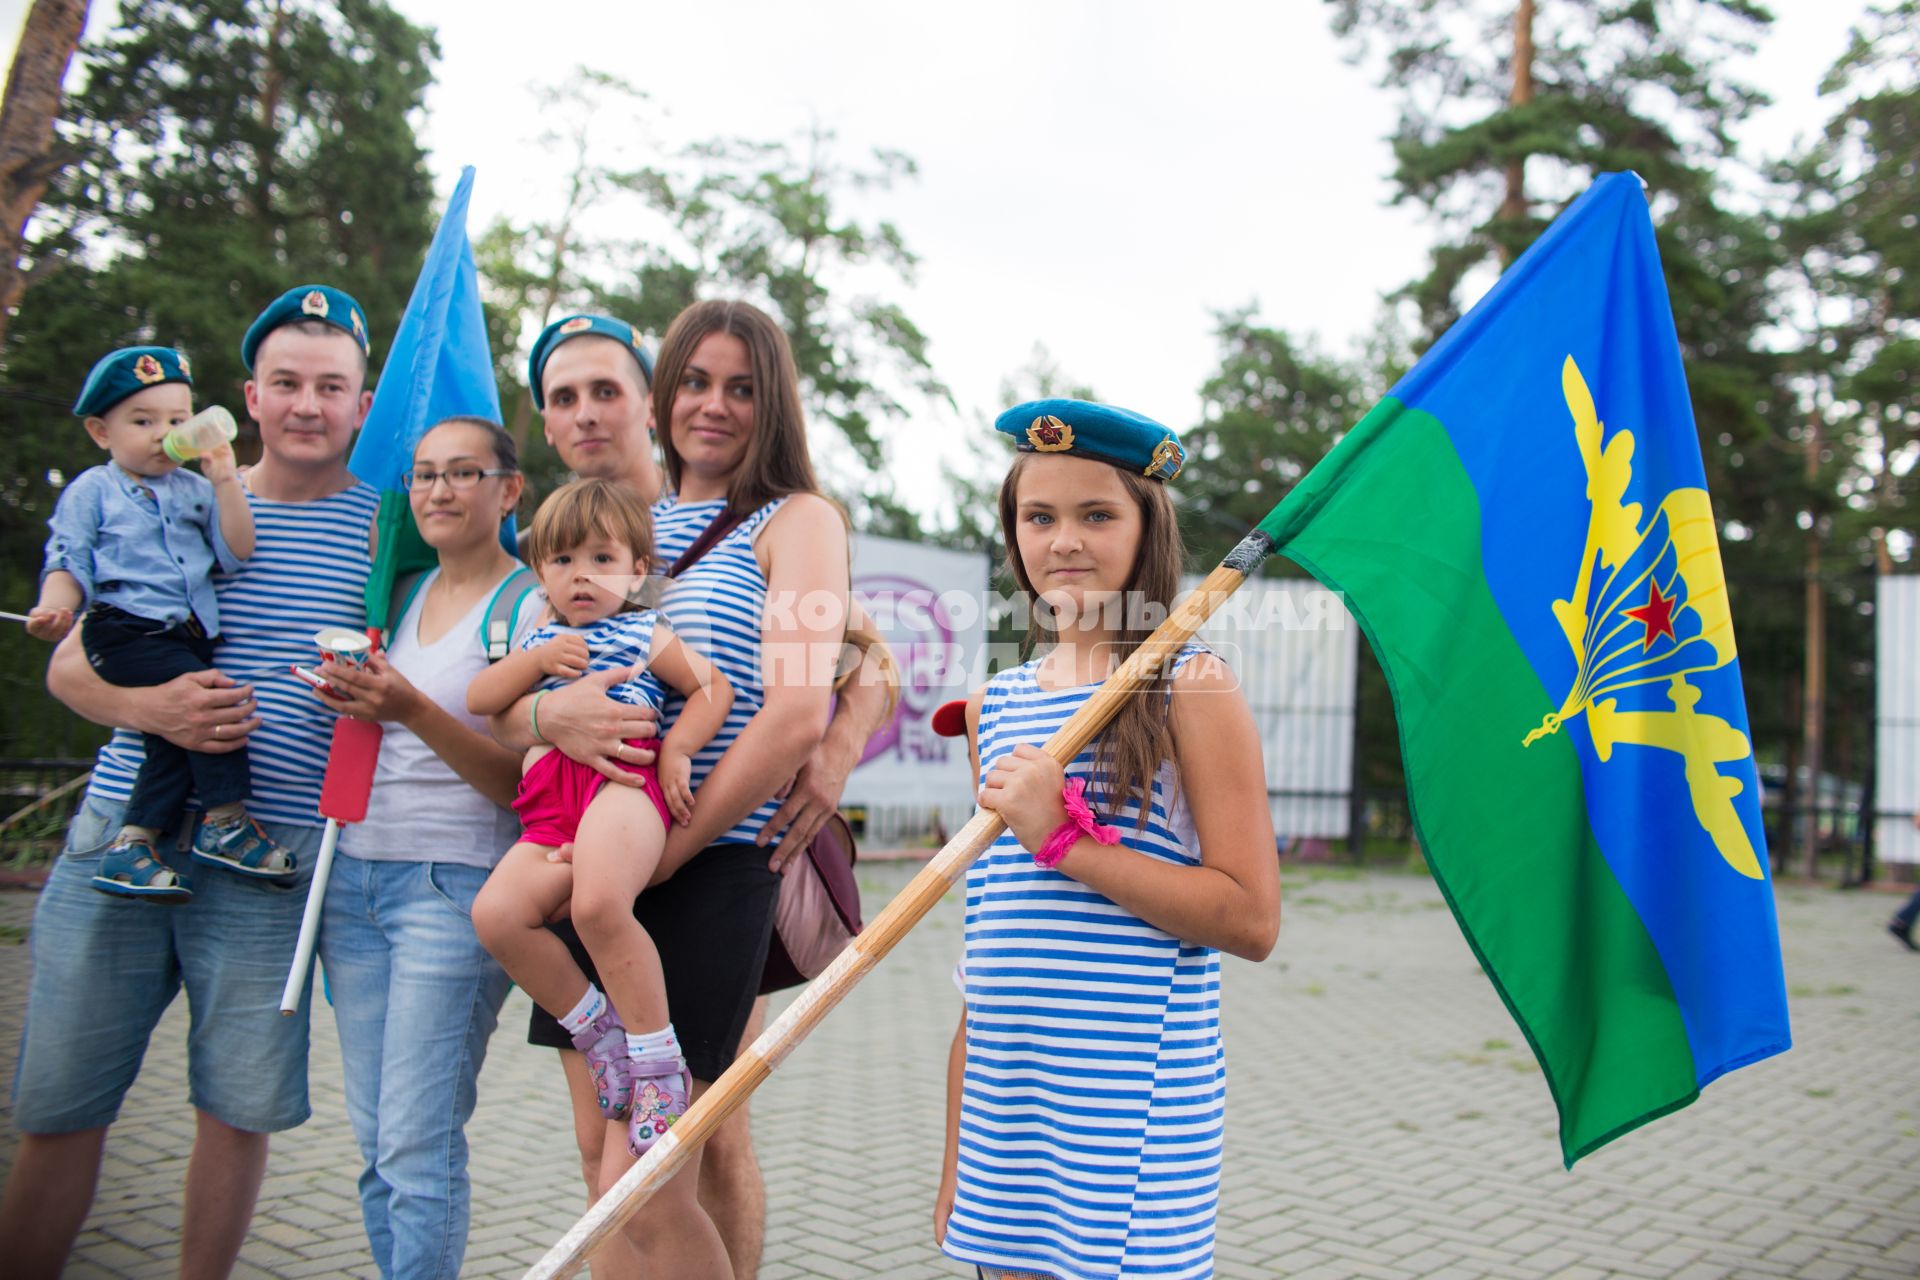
[338, 566, 539, 868]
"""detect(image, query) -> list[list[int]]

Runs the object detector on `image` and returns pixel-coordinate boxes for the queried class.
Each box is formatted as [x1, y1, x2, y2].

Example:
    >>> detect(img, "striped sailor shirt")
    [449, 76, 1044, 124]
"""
[86, 481, 378, 828]
[944, 644, 1224, 1280]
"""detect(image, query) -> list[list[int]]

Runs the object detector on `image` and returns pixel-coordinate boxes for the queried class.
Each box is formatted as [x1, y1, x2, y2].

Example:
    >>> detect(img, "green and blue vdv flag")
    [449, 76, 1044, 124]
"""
[1262, 171, 1792, 1163]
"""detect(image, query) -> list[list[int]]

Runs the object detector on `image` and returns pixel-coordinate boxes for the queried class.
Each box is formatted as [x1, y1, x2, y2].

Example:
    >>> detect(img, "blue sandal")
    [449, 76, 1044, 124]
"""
[190, 816, 297, 881]
[91, 838, 192, 902]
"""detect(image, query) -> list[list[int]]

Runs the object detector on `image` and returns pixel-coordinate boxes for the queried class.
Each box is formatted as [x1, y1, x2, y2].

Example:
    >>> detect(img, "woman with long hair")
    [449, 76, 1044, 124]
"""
[494, 301, 882, 1278]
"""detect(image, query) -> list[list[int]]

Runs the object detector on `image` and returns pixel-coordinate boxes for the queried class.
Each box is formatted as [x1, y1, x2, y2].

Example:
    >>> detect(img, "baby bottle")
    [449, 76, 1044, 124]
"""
[162, 405, 239, 463]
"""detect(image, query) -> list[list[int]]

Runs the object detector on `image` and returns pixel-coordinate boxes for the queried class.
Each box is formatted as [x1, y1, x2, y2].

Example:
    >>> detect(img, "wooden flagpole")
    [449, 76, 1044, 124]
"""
[524, 540, 1272, 1279]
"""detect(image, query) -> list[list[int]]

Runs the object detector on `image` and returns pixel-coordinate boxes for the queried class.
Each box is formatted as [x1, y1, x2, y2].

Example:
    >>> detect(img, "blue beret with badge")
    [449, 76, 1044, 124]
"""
[994, 398, 1187, 482]
[73, 346, 194, 418]
[528, 313, 655, 410]
[240, 284, 372, 371]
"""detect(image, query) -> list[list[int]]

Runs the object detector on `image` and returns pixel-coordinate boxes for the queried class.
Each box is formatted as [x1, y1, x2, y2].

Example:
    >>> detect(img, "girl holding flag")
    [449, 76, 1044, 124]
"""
[935, 401, 1281, 1280]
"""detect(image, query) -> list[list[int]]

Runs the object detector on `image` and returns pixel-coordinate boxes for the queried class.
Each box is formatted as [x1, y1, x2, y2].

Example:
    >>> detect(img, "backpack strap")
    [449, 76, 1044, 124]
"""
[480, 565, 538, 661]
[386, 570, 431, 643]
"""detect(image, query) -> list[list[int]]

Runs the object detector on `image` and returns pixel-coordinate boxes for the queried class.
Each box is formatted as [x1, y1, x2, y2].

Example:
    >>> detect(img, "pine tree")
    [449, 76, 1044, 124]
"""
[0, 0, 440, 755]
[1774, 1, 1920, 870]
[1327, 0, 1815, 797]
[0, 0, 90, 350]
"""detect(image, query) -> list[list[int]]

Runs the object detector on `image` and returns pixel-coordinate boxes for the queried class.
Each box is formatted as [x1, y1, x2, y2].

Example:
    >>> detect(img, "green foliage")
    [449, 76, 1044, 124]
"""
[474, 71, 951, 521]
[1181, 307, 1367, 569]
[1325, 0, 1842, 776]
[0, 0, 440, 754]
[1779, 0, 1920, 574]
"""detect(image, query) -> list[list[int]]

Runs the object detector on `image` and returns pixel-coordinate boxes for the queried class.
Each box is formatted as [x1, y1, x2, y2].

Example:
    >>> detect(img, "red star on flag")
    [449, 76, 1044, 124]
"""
[1623, 581, 1678, 650]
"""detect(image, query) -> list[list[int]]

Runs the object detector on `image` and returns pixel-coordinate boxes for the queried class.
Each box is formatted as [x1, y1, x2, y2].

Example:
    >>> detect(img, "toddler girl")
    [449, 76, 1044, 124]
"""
[470, 478, 733, 1155]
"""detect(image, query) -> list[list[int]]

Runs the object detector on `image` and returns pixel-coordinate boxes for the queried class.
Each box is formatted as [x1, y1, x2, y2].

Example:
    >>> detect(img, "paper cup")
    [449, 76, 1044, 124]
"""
[315, 626, 372, 666]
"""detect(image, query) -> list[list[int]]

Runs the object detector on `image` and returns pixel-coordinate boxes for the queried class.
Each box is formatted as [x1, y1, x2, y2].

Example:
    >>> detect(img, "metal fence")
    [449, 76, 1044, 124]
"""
[0, 757, 94, 865]
[0, 570, 1903, 880]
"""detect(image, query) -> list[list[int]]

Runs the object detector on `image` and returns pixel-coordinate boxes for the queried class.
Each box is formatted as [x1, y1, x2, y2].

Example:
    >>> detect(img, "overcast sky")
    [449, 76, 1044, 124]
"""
[6, 0, 1865, 509]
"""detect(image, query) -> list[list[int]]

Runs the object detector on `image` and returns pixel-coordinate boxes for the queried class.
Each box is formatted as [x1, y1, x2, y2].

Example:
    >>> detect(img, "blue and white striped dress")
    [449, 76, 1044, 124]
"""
[945, 644, 1224, 1280]
[521, 610, 667, 711]
[650, 496, 788, 846]
[87, 482, 379, 828]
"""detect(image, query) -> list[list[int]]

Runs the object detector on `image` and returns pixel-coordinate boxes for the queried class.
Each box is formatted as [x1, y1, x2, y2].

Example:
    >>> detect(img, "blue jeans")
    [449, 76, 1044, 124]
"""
[11, 793, 319, 1133]
[319, 853, 510, 1280]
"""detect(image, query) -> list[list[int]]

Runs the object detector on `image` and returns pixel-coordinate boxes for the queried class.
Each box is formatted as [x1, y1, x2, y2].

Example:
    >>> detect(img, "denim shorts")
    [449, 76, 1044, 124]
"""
[10, 792, 322, 1134]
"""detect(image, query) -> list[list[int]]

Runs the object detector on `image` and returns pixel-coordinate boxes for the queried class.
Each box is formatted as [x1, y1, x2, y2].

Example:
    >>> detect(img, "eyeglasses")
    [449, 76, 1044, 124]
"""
[401, 467, 516, 491]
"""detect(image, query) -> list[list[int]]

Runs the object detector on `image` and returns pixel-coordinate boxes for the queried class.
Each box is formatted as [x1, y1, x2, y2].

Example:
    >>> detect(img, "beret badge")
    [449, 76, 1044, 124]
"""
[133, 354, 166, 385]
[351, 307, 367, 347]
[1146, 435, 1185, 480]
[301, 289, 329, 318]
[560, 316, 594, 334]
[177, 352, 192, 377]
[1027, 415, 1075, 452]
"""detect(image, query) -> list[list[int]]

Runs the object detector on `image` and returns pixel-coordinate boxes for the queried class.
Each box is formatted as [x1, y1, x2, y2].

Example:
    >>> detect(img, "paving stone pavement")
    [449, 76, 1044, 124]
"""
[1, 861, 1916, 1279]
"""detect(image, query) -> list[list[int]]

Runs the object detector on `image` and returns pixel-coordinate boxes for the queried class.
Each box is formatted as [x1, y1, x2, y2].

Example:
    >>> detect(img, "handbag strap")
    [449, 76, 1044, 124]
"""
[668, 503, 749, 579]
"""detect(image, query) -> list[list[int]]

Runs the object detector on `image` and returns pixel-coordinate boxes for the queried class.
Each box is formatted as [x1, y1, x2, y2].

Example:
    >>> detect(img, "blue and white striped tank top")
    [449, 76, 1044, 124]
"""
[945, 644, 1223, 1280]
[521, 609, 666, 711]
[650, 496, 788, 845]
[87, 481, 379, 829]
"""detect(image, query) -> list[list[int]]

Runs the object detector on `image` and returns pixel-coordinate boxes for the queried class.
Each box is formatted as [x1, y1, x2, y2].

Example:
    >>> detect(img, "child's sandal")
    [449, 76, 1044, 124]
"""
[626, 1054, 691, 1157]
[190, 816, 297, 881]
[570, 1008, 637, 1120]
[91, 839, 192, 903]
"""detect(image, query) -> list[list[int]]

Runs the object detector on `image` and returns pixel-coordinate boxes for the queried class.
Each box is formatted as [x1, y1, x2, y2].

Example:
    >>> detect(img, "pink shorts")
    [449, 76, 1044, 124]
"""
[511, 739, 670, 847]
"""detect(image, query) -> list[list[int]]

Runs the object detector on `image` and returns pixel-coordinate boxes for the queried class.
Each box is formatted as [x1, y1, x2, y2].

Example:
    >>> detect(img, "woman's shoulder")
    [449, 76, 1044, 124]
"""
[759, 491, 840, 534]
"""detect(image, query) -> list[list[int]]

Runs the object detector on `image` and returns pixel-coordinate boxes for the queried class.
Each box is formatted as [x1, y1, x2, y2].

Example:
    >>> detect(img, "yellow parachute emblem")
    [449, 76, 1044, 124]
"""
[1523, 356, 1760, 879]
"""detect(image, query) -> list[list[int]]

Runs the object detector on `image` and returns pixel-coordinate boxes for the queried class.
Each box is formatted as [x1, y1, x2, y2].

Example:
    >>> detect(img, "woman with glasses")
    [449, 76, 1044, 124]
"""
[309, 415, 533, 1280]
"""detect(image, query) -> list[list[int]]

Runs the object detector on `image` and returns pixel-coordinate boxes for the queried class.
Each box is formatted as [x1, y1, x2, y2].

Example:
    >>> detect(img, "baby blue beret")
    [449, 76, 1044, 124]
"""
[994, 398, 1187, 482]
[73, 346, 194, 418]
[528, 314, 655, 410]
[240, 284, 371, 371]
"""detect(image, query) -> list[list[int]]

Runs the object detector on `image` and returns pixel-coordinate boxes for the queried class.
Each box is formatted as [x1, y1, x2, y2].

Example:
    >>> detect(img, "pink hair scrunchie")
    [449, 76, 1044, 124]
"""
[1034, 776, 1122, 869]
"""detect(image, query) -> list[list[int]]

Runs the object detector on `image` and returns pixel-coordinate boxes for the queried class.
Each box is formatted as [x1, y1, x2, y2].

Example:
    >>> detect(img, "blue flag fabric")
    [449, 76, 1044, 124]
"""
[350, 165, 505, 632]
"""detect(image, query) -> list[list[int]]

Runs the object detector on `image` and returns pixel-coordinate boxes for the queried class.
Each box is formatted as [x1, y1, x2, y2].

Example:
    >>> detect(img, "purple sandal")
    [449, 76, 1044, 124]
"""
[571, 1007, 637, 1120]
[626, 1053, 691, 1157]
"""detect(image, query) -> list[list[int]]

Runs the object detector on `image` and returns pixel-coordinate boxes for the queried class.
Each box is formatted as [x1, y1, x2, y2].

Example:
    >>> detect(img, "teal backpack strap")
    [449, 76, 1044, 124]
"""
[480, 565, 538, 661]
[386, 570, 430, 642]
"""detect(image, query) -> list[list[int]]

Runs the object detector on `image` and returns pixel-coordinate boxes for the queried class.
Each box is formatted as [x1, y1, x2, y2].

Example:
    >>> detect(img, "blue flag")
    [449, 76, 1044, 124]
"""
[350, 165, 503, 634]
[1262, 172, 1791, 1163]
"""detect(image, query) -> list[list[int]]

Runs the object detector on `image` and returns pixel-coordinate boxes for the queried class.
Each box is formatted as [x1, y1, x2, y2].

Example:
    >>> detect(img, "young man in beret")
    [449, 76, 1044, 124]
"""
[0, 285, 378, 1280]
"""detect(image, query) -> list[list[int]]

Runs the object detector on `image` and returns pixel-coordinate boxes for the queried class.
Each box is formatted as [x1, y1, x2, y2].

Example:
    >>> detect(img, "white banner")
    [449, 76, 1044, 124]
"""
[1190, 576, 1358, 841]
[841, 535, 989, 820]
[1878, 575, 1919, 866]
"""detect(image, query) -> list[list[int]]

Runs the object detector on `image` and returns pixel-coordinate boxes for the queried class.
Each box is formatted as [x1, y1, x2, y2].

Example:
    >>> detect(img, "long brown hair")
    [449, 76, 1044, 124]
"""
[653, 300, 819, 511]
[997, 452, 1187, 825]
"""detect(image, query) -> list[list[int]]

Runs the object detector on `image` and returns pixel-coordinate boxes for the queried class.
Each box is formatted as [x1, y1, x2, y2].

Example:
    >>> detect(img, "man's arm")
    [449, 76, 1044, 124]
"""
[486, 667, 660, 782]
[46, 626, 257, 753]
